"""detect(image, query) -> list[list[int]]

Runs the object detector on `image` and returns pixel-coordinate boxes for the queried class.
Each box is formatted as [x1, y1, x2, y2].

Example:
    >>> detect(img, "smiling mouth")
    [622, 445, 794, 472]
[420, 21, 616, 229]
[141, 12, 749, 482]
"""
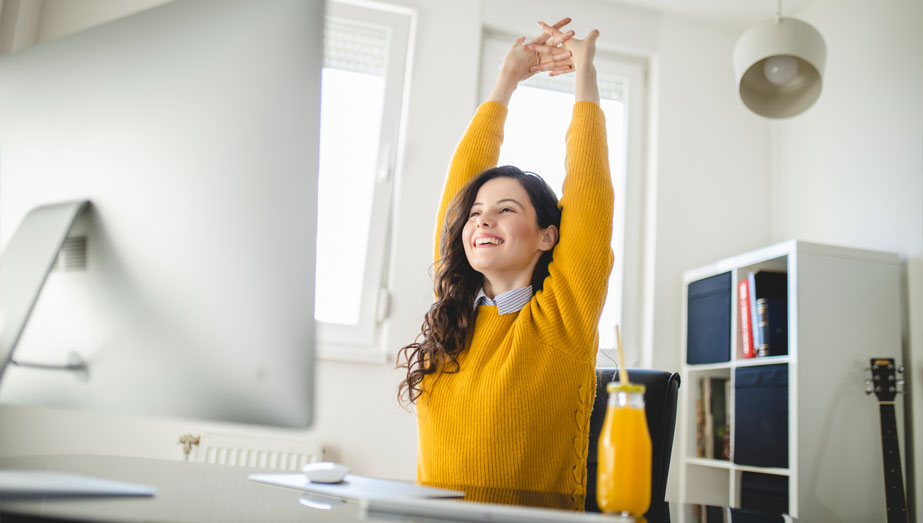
[474, 237, 504, 247]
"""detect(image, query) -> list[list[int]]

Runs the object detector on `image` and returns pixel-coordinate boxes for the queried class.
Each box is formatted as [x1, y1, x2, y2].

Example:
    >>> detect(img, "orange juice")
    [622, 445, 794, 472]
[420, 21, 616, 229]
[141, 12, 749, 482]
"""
[597, 382, 651, 516]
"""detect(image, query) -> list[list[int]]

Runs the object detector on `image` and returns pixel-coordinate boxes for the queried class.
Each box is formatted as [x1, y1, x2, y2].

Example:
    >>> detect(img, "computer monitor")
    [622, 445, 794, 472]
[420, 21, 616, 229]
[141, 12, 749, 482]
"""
[0, 0, 321, 429]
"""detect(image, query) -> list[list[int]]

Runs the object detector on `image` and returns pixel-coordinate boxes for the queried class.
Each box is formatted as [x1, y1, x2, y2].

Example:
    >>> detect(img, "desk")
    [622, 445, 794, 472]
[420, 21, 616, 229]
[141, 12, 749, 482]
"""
[0, 456, 792, 522]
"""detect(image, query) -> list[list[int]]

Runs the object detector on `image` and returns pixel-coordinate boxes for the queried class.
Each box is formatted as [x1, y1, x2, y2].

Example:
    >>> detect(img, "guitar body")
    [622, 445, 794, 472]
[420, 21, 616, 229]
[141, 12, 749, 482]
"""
[869, 358, 909, 523]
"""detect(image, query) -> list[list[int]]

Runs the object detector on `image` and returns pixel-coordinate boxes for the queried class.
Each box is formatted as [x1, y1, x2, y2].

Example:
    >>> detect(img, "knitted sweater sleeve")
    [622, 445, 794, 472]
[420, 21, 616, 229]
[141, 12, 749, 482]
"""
[433, 102, 507, 264]
[533, 101, 614, 358]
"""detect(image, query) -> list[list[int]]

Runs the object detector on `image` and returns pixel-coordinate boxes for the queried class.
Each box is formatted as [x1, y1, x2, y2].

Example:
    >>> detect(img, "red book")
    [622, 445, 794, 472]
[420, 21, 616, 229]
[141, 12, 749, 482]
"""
[738, 279, 754, 358]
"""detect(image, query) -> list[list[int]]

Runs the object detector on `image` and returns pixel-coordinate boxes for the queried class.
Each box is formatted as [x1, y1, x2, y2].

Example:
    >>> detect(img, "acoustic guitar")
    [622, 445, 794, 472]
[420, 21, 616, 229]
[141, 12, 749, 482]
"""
[866, 358, 909, 523]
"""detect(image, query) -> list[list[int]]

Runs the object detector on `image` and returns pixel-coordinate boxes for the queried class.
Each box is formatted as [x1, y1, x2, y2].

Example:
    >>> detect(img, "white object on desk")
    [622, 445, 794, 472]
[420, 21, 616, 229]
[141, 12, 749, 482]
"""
[303, 462, 349, 483]
[363, 497, 636, 523]
[248, 472, 463, 500]
[0, 470, 156, 497]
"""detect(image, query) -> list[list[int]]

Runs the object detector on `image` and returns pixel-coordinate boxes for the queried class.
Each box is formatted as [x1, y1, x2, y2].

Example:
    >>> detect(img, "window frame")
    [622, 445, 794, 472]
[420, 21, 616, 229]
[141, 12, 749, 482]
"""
[478, 30, 650, 362]
[315, 1, 414, 361]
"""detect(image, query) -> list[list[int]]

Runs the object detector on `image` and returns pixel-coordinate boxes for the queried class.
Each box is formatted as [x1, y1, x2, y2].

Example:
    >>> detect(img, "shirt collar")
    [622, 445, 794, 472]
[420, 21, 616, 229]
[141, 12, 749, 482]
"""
[474, 285, 533, 315]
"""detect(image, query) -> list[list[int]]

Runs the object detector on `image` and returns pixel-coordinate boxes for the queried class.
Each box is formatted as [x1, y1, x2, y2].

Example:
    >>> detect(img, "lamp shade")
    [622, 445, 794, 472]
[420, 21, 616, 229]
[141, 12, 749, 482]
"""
[733, 17, 827, 118]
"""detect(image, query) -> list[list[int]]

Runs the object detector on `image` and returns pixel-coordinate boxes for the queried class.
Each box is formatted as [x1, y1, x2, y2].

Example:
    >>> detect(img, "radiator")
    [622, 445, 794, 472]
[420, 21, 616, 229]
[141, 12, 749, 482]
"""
[189, 432, 324, 471]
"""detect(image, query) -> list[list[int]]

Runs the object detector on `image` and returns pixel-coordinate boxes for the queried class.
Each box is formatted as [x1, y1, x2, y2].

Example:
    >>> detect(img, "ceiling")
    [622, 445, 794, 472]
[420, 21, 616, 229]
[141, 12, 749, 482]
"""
[612, 0, 817, 27]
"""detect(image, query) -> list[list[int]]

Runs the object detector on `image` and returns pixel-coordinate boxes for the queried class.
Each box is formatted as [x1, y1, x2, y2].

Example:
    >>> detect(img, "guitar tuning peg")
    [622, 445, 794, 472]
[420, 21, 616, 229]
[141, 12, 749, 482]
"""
[898, 366, 905, 374]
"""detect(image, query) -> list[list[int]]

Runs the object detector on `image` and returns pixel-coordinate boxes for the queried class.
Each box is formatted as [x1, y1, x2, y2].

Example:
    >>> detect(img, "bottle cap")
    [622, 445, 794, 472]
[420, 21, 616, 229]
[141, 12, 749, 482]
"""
[606, 381, 646, 394]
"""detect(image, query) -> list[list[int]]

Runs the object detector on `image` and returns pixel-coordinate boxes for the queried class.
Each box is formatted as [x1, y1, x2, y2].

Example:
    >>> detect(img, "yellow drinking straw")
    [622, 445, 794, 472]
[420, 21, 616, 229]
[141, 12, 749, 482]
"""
[615, 325, 629, 385]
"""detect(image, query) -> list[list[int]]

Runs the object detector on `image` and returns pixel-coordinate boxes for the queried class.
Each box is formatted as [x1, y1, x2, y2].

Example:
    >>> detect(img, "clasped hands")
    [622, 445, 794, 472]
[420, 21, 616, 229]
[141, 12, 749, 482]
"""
[500, 18, 600, 82]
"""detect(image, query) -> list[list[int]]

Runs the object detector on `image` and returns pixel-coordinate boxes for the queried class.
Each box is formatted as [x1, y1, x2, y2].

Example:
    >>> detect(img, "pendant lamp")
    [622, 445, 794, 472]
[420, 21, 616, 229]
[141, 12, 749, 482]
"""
[733, 1, 827, 118]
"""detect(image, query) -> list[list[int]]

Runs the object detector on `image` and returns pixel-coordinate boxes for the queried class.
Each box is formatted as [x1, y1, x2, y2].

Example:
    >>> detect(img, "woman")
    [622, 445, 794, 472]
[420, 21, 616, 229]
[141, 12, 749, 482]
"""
[397, 19, 613, 510]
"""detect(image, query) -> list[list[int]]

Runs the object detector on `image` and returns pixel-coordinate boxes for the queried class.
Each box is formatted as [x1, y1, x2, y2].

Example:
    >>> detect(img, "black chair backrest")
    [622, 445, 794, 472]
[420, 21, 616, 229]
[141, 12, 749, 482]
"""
[585, 368, 680, 514]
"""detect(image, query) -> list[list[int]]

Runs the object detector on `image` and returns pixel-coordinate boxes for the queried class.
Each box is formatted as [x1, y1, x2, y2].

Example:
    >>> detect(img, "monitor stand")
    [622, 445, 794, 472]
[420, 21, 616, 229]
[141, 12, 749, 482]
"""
[1, 200, 91, 381]
[0, 201, 156, 499]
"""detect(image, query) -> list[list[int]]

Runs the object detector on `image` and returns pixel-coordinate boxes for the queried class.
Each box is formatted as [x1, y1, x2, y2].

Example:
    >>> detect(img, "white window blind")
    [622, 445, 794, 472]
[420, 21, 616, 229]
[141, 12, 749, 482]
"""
[522, 73, 625, 102]
[323, 19, 389, 76]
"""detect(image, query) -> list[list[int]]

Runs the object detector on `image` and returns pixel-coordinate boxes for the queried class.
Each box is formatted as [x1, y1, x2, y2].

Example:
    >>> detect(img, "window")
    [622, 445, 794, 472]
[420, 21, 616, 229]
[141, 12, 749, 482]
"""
[315, 3, 412, 358]
[479, 31, 649, 356]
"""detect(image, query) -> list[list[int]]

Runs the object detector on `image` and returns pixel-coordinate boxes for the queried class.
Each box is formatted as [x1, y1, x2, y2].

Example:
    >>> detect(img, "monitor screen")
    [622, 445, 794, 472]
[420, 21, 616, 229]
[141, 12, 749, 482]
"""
[0, 0, 322, 428]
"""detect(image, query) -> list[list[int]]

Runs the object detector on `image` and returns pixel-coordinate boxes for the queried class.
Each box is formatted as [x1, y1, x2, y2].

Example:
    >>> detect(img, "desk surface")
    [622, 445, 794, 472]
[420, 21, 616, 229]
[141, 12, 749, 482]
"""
[0, 455, 789, 523]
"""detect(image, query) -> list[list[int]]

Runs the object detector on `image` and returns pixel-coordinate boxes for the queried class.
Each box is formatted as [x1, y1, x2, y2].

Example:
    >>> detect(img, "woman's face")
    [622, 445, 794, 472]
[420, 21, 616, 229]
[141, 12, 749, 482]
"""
[461, 177, 556, 285]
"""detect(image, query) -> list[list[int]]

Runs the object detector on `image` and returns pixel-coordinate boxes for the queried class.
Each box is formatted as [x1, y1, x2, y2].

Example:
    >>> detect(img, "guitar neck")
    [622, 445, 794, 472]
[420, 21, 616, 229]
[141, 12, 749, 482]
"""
[878, 403, 909, 523]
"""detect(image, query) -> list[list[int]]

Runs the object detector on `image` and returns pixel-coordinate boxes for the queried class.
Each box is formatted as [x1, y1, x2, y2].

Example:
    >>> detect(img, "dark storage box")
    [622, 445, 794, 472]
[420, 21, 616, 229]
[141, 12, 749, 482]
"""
[734, 364, 788, 468]
[740, 472, 789, 515]
[686, 272, 731, 364]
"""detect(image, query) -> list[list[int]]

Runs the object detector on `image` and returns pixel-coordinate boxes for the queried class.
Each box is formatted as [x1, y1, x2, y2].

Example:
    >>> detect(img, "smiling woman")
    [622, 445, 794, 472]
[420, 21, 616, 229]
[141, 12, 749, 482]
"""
[396, 18, 615, 511]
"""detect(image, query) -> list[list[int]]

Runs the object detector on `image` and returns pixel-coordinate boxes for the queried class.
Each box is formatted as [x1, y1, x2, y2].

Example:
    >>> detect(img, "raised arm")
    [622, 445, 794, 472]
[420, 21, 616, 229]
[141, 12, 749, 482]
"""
[563, 28, 600, 104]
[432, 105, 505, 263]
[530, 26, 613, 355]
[433, 19, 574, 262]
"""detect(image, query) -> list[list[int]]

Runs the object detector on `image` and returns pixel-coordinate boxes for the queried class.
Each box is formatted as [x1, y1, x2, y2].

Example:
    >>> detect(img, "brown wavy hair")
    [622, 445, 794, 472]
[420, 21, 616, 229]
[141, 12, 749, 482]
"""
[396, 166, 561, 407]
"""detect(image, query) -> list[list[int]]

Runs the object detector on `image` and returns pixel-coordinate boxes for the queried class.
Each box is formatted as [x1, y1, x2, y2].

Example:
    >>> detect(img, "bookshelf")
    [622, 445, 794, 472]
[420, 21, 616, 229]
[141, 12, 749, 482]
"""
[677, 240, 903, 521]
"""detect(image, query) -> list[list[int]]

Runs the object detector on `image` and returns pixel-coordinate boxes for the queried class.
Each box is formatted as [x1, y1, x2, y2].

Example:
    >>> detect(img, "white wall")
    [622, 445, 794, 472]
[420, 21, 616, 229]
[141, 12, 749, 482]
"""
[769, 0, 923, 519]
[651, 15, 773, 375]
[35, 0, 165, 42]
[0, 0, 43, 54]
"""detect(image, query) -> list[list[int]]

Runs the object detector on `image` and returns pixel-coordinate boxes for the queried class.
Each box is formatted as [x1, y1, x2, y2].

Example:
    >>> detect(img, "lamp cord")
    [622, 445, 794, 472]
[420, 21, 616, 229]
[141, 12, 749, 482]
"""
[776, 0, 783, 20]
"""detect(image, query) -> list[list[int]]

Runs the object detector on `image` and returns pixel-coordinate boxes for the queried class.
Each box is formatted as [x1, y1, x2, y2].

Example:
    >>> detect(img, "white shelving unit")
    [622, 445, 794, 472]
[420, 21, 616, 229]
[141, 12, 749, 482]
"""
[677, 240, 903, 521]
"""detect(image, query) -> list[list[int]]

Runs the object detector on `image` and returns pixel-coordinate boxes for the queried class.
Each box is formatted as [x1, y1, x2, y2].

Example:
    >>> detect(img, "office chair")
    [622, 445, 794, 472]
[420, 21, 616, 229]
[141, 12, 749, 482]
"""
[585, 368, 680, 516]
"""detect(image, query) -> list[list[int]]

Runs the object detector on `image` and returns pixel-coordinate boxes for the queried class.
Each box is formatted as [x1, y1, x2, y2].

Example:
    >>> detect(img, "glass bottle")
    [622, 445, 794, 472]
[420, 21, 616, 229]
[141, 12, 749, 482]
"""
[597, 382, 651, 517]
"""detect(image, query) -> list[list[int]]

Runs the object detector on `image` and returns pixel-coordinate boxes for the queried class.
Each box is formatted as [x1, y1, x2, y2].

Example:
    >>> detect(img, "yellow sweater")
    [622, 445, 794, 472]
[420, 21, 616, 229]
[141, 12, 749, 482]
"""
[417, 101, 614, 510]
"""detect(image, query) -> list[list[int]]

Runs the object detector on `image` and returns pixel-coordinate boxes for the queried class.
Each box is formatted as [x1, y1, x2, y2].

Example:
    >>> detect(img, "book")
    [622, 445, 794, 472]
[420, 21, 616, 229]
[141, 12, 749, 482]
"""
[695, 378, 706, 458]
[703, 378, 713, 459]
[759, 296, 789, 356]
[751, 271, 788, 357]
[738, 278, 755, 358]
[723, 380, 731, 460]
[756, 298, 769, 357]
[696, 376, 730, 460]
[709, 377, 729, 461]
[747, 272, 761, 355]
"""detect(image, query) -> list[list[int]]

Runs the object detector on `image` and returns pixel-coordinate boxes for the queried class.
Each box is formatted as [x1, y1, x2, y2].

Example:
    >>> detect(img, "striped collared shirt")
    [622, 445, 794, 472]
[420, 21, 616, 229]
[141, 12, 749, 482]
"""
[474, 285, 533, 315]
